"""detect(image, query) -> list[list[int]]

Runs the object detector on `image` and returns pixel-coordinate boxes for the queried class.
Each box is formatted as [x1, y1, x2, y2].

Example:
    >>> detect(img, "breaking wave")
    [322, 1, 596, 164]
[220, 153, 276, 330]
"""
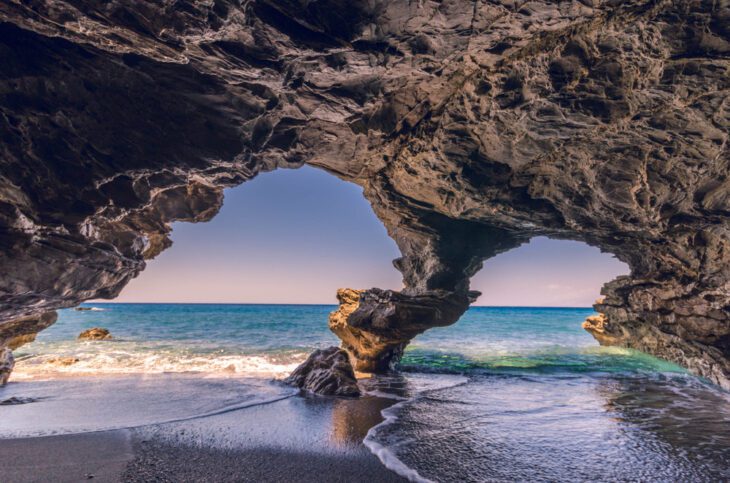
[13, 343, 307, 380]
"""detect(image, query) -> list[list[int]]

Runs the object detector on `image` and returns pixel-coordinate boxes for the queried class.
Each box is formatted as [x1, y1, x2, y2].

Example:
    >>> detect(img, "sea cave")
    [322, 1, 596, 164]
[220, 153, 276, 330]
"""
[0, 1, 729, 481]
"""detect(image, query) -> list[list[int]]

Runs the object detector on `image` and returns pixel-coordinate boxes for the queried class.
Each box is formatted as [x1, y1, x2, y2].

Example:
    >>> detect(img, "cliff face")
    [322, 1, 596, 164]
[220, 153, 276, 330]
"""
[0, 1, 728, 386]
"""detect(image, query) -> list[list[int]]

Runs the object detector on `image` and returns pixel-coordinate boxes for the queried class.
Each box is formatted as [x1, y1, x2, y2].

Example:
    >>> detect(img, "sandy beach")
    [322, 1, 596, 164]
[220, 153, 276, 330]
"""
[0, 382, 406, 483]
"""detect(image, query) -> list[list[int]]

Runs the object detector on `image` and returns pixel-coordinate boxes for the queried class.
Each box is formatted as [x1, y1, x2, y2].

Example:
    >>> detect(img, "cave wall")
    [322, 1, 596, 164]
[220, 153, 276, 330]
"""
[0, 1, 728, 386]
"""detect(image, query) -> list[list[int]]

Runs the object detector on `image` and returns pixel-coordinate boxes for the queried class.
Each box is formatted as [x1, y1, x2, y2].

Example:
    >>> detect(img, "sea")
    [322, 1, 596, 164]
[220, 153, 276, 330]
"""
[4, 303, 730, 481]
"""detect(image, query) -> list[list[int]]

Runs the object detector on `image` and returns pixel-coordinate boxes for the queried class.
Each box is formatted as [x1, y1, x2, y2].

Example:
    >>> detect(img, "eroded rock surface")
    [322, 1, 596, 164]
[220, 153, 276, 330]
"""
[0, 1, 728, 386]
[285, 346, 360, 397]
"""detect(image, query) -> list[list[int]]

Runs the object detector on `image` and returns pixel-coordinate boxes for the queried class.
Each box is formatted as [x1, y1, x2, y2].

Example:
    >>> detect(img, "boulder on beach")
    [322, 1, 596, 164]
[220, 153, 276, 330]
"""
[78, 327, 112, 341]
[285, 347, 360, 397]
[0, 347, 14, 386]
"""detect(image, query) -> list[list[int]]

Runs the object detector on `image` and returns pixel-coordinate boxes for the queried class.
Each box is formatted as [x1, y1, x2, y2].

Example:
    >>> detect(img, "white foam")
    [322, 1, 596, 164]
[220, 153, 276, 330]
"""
[364, 400, 435, 483]
[363, 374, 468, 482]
[13, 350, 307, 380]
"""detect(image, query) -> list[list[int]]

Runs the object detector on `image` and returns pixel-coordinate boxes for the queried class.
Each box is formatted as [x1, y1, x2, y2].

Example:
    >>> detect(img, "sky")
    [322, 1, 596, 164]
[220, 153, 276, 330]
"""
[110, 166, 628, 307]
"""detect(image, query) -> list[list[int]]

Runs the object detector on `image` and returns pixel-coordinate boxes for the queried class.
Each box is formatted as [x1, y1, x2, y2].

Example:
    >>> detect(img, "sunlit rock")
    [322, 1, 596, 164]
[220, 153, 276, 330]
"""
[78, 328, 113, 341]
[329, 288, 477, 372]
[46, 356, 80, 366]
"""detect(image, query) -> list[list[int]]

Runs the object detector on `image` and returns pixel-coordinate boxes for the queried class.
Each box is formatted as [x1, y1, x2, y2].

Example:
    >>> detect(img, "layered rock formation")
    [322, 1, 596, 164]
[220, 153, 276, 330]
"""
[0, 1, 728, 386]
[0, 311, 57, 384]
[0, 311, 57, 350]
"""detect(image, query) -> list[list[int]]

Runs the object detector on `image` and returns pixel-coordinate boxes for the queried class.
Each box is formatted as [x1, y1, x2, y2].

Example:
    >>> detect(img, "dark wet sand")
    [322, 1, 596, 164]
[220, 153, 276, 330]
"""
[0, 393, 407, 483]
[124, 440, 406, 482]
[0, 431, 133, 483]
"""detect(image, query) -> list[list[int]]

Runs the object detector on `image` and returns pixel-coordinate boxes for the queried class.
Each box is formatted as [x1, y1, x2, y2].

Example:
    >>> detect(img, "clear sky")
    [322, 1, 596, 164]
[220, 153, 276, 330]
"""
[110, 166, 628, 307]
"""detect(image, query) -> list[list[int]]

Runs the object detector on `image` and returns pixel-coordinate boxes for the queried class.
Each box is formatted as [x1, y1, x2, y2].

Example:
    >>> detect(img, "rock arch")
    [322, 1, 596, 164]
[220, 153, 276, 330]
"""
[0, 0, 727, 387]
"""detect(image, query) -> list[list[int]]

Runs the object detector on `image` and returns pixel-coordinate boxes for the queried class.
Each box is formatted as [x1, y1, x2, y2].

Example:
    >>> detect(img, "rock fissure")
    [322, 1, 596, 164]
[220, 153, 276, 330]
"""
[0, 0, 727, 387]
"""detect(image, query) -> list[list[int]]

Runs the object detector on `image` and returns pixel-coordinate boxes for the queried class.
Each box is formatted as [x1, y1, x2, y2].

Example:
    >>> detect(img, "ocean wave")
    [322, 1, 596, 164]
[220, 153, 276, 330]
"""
[13, 350, 307, 380]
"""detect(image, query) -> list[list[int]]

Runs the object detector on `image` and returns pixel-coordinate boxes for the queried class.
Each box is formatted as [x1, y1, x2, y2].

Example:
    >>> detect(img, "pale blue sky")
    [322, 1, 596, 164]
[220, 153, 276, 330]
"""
[113, 166, 628, 306]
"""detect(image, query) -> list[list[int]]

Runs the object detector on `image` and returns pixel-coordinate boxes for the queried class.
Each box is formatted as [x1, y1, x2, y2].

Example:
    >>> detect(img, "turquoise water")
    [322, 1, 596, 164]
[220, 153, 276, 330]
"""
[15, 303, 682, 379]
[10, 303, 730, 481]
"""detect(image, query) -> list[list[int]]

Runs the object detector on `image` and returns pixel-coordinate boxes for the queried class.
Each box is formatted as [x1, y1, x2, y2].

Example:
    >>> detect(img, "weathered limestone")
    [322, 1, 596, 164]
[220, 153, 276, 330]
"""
[0, 1, 727, 387]
[285, 346, 360, 397]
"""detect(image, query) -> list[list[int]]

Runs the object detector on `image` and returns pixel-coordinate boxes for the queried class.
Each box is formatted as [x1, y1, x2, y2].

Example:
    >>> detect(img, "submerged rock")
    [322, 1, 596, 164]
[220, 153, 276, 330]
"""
[46, 356, 80, 366]
[0, 396, 40, 405]
[285, 347, 360, 397]
[0, 348, 14, 386]
[78, 328, 112, 341]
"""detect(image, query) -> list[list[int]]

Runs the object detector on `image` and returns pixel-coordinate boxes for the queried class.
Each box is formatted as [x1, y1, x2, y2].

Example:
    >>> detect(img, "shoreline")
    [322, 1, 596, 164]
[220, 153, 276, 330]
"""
[0, 374, 408, 482]
[0, 427, 407, 483]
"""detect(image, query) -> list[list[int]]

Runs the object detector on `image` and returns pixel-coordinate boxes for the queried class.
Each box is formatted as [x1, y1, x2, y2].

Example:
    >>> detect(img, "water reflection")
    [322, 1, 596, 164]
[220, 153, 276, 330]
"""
[364, 371, 730, 482]
[327, 374, 416, 446]
[330, 395, 395, 445]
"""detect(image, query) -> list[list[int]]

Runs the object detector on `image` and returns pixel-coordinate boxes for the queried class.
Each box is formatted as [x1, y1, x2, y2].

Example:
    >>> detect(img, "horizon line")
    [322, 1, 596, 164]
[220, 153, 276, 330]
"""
[83, 301, 594, 309]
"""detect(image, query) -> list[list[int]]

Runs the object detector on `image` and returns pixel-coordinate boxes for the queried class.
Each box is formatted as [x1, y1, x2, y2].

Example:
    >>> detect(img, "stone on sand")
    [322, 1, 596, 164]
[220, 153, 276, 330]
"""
[285, 347, 360, 397]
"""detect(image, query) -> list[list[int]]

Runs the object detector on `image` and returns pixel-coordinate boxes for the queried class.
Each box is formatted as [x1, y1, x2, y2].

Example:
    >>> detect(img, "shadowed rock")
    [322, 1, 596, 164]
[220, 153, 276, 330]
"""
[0, 312, 58, 350]
[0, 348, 13, 386]
[0, 0, 728, 387]
[285, 347, 360, 397]
[78, 328, 112, 341]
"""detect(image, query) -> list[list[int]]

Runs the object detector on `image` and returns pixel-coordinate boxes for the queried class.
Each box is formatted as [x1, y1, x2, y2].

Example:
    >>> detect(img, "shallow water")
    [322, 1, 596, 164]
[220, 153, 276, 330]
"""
[364, 373, 730, 482]
[0, 375, 295, 438]
[5, 303, 730, 481]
